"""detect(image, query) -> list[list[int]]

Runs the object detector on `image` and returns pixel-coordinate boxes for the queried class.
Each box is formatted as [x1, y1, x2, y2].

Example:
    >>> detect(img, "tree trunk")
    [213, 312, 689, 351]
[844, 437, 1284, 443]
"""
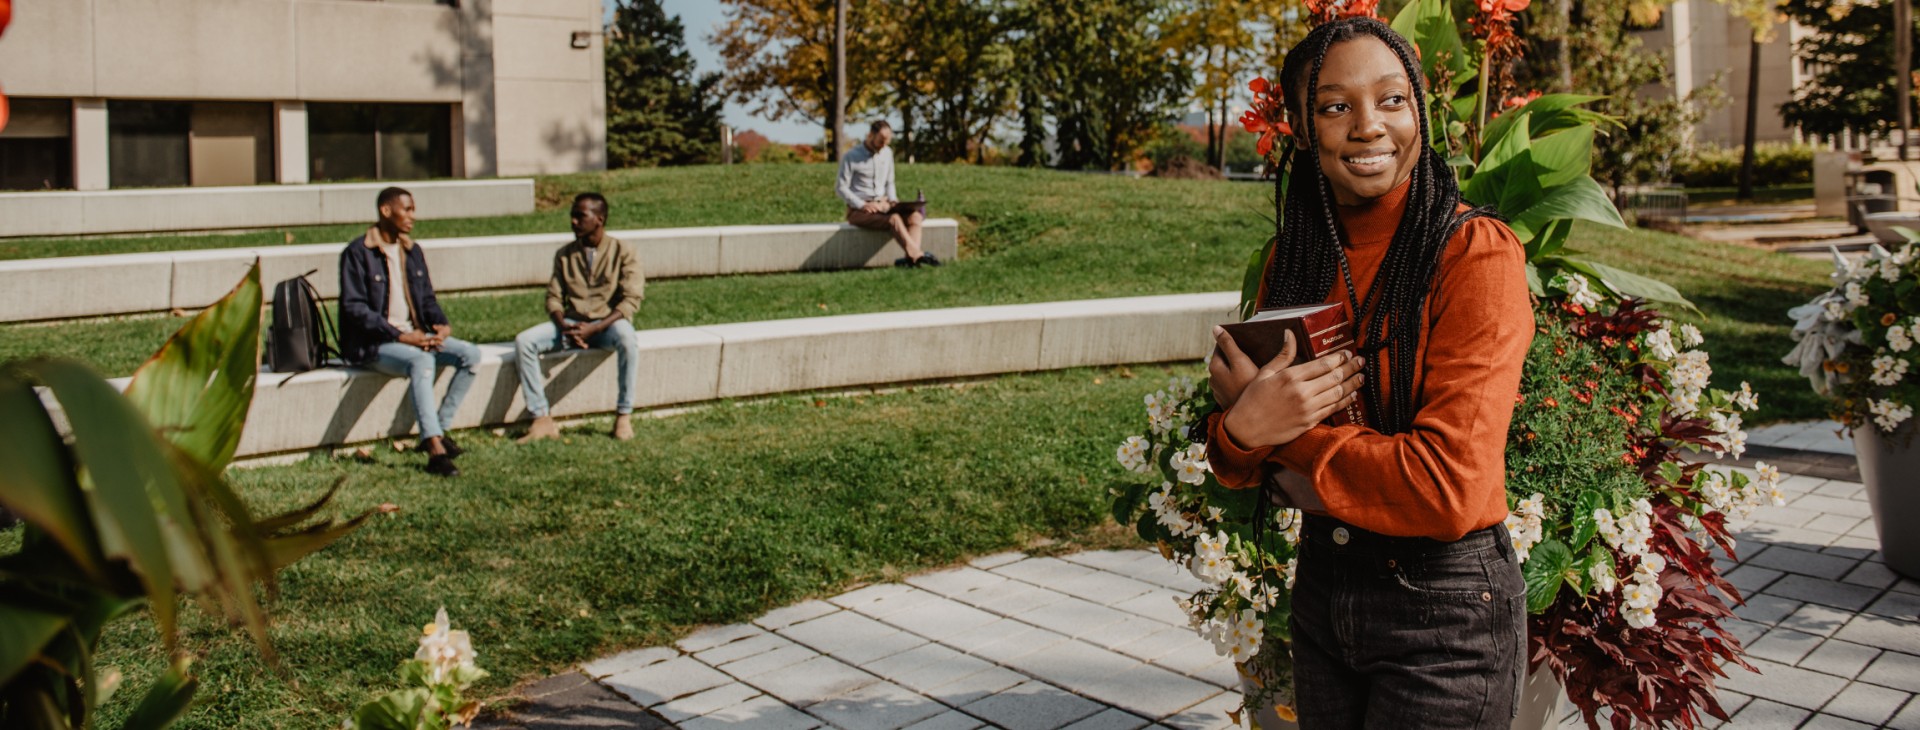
[1557, 0, 1574, 91]
[1216, 90, 1230, 171]
[830, 0, 848, 161]
[1900, 0, 1914, 160]
[1738, 29, 1761, 200]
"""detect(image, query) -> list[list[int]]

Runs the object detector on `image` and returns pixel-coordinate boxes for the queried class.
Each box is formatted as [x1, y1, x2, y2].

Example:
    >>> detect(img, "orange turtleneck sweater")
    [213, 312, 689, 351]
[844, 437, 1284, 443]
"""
[1206, 177, 1533, 541]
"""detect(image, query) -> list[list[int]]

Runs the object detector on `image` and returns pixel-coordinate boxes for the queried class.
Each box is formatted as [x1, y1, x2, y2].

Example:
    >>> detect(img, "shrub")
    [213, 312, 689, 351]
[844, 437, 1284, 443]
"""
[1673, 144, 1815, 188]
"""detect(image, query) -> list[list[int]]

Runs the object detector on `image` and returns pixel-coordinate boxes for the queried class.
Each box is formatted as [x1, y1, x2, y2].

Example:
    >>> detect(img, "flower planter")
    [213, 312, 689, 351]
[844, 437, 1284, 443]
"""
[1237, 673, 1299, 730]
[1853, 423, 1920, 578]
[1511, 664, 1570, 730]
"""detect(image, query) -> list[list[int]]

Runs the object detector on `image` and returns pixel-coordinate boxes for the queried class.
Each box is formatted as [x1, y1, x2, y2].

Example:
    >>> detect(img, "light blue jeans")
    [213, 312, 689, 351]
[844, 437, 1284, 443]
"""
[514, 318, 640, 416]
[366, 338, 482, 440]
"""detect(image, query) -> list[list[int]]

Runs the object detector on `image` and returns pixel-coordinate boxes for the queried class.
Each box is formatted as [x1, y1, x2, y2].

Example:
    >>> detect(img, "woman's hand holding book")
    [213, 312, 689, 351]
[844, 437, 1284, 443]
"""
[1214, 326, 1365, 449]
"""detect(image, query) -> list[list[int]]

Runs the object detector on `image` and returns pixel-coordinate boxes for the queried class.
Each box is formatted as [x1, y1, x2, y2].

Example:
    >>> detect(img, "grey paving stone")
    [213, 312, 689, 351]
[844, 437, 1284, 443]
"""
[859, 643, 997, 692]
[1157, 689, 1240, 730]
[1726, 697, 1813, 729]
[1814, 481, 1865, 499]
[1889, 697, 1920, 729]
[678, 693, 822, 730]
[1844, 560, 1903, 590]
[1825, 542, 1880, 561]
[1110, 590, 1192, 627]
[580, 646, 678, 679]
[1799, 713, 1876, 729]
[1791, 494, 1876, 519]
[852, 588, 948, 620]
[756, 600, 840, 631]
[1735, 593, 1803, 625]
[1860, 650, 1920, 692]
[1752, 507, 1820, 529]
[960, 681, 1104, 730]
[952, 577, 1071, 617]
[720, 643, 821, 680]
[1849, 520, 1881, 539]
[472, 671, 669, 730]
[1836, 614, 1920, 656]
[1722, 618, 1769, 646]
[1807, 513, 1866, 536]
[1750, 545, 1861, 579]
[1799, 640, 1881, 679]
[806, 680, 947, 730]
[1113, 626, 1209, 662]
[1784, 602, 1860, 637]
[830, 583, 918, 610]
[1130, 564, 1208, 594]
[874, 595, 1002, 641]
[942, 618, 1069, 662]
[1060, 550, 1162, 574]
[1059, 707, 1153, 730]
[1749, 628, 1825, 664]
[1899, 578, 1920, 595]
[969, 551, 1027, 570]
[681, 624, 767, 653]
[925, 665, 1028, 707]
[1077, 663, 1225, 719]
[751, 655, 880, 707]
[1869, 591, 1920, 622]
[697, 632, 800, 666]
[1017, 597, 1137, 638]
[1726, 565, 1786, 596]
[779, 611, 927, 665]
[900, 710, 985, 730]
[1053, 571, 1161, 607]
[1079, 615, 1184, 651]
[994, 556, 1104, 586]
[654, 682, 764, 723]
[1149, 641, 1236, 688]
[905, 567, 1008, 598]
[1002, 639, 1150, 695]
[603, 656, 735, 707]
[1720, 657, 1851, 710]
[1764, 574, 1883, 611]
[1820, 681, 1911, 725]
[1717, 689, 1753, 718]
[1740, 525, 1841, 551]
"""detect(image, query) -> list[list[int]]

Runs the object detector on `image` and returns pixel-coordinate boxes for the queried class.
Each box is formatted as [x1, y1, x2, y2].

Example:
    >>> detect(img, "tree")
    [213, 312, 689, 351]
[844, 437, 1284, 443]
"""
[873, 0, 1020, 163]
[713, 0, 889, 150]
[606, 0, 727, 167]
[1162, 0, 1296, 171]
[1780, 0, 1920, 142]
[1021, 0, 1193, 170]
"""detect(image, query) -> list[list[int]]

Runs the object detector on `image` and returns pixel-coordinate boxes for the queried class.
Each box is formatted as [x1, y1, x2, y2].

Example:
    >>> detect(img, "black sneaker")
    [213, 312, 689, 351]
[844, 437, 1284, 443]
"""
[893, 256, 918, 268]
[415, 436, 465, 458]
[426, 453, 461, 477]
[916, 253, 943, 267]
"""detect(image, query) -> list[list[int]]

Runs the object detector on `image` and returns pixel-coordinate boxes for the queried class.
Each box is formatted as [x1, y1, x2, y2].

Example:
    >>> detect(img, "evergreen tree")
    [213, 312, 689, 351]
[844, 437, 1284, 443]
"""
[1779, 0, 1920, 141]
[605, 0, 726, 167]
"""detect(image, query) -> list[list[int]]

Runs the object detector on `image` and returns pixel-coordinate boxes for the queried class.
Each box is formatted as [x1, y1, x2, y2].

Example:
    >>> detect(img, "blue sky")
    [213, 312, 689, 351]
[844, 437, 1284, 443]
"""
[616, 1, 825, 144]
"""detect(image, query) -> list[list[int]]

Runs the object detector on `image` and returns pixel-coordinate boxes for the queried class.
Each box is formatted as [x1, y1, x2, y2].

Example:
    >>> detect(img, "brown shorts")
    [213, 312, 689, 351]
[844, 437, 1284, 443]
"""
[846, 206, 924, 230]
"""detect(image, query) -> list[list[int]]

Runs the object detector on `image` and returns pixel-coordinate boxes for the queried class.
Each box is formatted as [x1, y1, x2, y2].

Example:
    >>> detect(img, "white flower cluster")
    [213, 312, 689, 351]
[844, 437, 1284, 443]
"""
[1503, 492, 1546, 563]
[1148, 482, 1203, 538]
[1872, 354, 1911, 386]
[415, 607, 478, 685]
[1592, 499, 1663, 628]
[1562, 272, 1603, 309]
[1144, 377, 1199, 437]
[1115, 435, 1152, 474]
[1200, 609, 1265, 663]
[1620, 553, 1668, 629]
[1871, 398, 1914, 432]
[1706, 410, 1748, 458]
[1645, 327, 1677, 360]
[1694, 463, 1785, 520]
[1595, 499, 1654, 565]
[1169, 443, 1211, 485]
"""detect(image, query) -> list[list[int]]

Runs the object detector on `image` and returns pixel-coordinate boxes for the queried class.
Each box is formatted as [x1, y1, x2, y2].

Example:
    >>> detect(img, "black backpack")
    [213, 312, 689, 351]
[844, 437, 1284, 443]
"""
[268, 270, 339, 373]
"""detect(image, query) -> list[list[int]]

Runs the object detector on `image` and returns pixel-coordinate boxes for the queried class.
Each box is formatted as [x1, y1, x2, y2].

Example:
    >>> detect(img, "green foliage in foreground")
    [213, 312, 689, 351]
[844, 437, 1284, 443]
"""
[71, 365, 1173, 729]
[0, 166, 1831, 420]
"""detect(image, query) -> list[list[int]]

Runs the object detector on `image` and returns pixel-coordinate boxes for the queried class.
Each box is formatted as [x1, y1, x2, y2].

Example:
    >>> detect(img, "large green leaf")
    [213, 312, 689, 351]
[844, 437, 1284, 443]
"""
[1547, 255, 1702, 316]
[0, 601, 67, 688]
[123, 262, 262, 471]
[0, 373, 104, 581]
[1481, 94, 1608, 155]
[1465, 113, 1537, 210]
[1523, 538, 1575, 614]
[1525, 219, 1574, 262]
[112, 658, 197, 730]
[1529, 126, 1596, 190]
[1391, 0, 1475, 92]
[1570, 491, 1604, 551]
[1511, 176, 1626, 242]
[1240, 239, 1273, 322]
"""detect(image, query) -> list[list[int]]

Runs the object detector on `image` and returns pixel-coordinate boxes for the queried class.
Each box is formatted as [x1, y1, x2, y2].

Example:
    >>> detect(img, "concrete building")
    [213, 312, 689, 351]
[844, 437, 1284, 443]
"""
[0, 0, 606, 192]
[1633, 0, 1812, 148]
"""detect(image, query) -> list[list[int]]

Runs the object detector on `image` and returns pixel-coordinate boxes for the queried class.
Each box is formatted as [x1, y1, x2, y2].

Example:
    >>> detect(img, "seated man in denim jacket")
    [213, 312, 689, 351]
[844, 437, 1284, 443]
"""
[514, 192, 645, 442]
[338, 187, 481, 477]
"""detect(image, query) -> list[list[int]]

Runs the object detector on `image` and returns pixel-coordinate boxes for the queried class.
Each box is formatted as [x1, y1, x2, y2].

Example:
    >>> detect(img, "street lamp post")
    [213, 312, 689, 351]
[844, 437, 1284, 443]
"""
[831, 0, 848, 162]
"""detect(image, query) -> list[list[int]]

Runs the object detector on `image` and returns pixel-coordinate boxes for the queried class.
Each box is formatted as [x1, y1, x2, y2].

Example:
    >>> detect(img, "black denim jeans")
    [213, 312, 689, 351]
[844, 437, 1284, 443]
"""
[1290, 514, 1527, 729]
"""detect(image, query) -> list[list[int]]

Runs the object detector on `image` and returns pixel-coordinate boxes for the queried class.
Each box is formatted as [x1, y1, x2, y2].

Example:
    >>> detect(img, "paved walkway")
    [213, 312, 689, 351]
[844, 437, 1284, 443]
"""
[478, 423, 1920, 729]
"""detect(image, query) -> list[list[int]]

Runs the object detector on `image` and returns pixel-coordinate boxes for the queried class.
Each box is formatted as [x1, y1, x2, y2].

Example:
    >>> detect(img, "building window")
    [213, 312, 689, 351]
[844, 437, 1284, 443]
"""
[309, 103, 452, 182]
[0, 98, 73, 191]
[109, 100, 191, 188]
[190, 102, 275, 187]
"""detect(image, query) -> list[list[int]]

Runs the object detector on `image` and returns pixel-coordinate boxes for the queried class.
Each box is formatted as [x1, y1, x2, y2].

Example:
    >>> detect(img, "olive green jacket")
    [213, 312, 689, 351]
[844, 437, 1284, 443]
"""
[546, 234, 644, 322]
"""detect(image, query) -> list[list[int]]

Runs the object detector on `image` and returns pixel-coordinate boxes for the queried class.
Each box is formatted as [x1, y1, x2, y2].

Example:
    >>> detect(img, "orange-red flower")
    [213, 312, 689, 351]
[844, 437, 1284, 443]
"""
[1304, 0, 1380, 24]
[1503, 90, 1542, 110]
[1241, 77, 1292, 159]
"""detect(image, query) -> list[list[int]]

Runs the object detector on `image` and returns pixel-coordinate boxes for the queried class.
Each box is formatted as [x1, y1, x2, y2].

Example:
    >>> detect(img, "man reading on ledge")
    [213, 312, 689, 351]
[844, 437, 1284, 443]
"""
[514, 192, 645, 442]
[837, 120, 938, 268]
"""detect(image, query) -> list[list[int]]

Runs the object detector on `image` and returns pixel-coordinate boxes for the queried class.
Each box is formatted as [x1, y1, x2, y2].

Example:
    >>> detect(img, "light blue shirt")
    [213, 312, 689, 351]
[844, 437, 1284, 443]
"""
[835, 143, 896, 209]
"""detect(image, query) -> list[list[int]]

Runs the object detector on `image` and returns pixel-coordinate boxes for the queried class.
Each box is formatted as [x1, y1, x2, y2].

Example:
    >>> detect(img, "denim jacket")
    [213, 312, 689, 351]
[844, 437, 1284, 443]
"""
[337, 229, 450, 364]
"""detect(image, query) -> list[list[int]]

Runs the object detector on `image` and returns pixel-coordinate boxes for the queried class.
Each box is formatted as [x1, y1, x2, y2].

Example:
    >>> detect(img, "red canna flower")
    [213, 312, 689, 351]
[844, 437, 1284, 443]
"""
[1241, 77, 1292, 159]
[1503, 90, 1542, 110]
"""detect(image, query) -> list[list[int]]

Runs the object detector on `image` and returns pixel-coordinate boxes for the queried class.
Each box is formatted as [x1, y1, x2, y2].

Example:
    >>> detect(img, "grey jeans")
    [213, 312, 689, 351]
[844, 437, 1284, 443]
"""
[1290, 515, 1527, 729]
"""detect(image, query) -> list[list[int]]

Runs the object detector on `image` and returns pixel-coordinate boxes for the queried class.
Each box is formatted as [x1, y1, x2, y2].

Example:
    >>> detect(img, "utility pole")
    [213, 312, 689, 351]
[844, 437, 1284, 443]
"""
[1901, 0, 1913, 160]
[831, 0, 848, 161]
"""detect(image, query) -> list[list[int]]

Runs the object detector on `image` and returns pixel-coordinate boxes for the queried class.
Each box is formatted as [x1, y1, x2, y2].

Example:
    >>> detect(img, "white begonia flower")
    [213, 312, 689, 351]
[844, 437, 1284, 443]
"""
[1622, 580, 1662, 611]
[1283, 557, 1298, 589]
[1190, 531, 1235, 585]
[1846, 281, 1870, 310]
[1824, 299, 1848, 322]
[1731, 381, 1759, 411]
[1171, 443, 1212, 485]
[1671, 351, 1712, 391]
[1872, 355, 1910, 386]
[1624, 606, 1659, 629]
[1890, 325, 1915, 354]
[1645, 327, 1678, 360]
[416, 607, 477, 685]
[1282, 514, 1302, 545]
[1273, 508, 1297, 532]
[1870, 399, 1915, 432]
[1116, 436, 1151, 473]
[1231, 572, 1255, 601]
[1678, 323, 1704, 347]
[1670, 389, 1702, 418]
[1561, 272, 1603, 309]
[1589, 560, 1618, 593]
[1207, 506, 1225, 523]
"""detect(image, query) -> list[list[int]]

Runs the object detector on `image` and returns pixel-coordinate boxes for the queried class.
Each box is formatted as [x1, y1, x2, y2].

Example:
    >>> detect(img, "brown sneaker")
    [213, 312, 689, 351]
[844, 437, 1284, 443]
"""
[612, 414, 634, 441]
[516, 416, 561, 444]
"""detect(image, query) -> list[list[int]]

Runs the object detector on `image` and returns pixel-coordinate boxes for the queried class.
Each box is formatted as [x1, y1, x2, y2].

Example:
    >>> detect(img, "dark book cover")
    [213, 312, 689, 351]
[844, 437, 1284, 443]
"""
[1219, 302, 1367, 428]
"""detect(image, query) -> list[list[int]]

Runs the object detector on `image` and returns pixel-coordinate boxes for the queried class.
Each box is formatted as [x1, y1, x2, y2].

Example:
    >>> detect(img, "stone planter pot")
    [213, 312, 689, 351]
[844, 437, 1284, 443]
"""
[1236, 672, 1299, 730]
[1511, 664, 1570, 730]
[1853, 423, 1920, 578]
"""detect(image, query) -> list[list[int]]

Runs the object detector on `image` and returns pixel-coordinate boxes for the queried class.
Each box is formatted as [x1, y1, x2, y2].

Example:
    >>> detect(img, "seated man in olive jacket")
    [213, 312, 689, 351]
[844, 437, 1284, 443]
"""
[338, 187, 481, 477]
[514, 192, 644, 442]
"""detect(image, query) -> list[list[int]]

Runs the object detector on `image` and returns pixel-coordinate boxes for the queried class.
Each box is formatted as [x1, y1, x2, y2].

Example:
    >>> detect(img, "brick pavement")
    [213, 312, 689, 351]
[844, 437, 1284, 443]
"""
[478, 424, 1920, 729]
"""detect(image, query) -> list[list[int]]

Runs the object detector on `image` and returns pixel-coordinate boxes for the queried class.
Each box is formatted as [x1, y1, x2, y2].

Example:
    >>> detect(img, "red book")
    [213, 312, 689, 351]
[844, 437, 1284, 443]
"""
[1218, 302, 1367, 428]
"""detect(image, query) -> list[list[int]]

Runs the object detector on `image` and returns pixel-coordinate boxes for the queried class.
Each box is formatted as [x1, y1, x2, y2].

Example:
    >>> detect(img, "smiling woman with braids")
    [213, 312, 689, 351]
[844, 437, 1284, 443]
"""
[1204, 16, 1533, 729]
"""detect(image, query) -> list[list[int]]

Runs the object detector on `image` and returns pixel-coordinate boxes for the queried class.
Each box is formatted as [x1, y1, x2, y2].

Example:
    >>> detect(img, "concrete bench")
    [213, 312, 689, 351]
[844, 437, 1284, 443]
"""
[0, 220, 961, 323]
[0, 179, 535, 239]
[98, 292, 1235, 458]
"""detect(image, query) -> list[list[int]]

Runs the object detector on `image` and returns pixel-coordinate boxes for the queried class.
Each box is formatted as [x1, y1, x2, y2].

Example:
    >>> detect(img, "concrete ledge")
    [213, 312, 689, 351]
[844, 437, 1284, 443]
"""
[90, 292, 1236, 458]
[2, 220, 959, 322]
[0, 179, 535, 238]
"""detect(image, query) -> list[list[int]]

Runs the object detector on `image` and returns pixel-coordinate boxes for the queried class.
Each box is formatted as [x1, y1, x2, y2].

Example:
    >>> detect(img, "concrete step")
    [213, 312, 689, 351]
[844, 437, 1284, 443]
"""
[0, 219, 960, 323]
[0, 178, 534, 239]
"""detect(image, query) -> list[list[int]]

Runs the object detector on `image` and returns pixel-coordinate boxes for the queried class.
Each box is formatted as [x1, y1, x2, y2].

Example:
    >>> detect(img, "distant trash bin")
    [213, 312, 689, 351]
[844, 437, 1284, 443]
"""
[1850, 194, 1897, 231]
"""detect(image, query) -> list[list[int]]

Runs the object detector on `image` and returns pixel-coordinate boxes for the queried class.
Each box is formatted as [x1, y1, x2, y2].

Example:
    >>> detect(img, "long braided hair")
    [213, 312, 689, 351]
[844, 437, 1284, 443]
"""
[1260, 17, 1495, 436]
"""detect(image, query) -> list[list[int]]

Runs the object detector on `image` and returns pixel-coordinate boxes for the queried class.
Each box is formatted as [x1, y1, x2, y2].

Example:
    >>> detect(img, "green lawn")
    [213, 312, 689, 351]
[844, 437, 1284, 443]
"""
[0, 164, 1832, 421]
[87, 365, 1171, 729]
